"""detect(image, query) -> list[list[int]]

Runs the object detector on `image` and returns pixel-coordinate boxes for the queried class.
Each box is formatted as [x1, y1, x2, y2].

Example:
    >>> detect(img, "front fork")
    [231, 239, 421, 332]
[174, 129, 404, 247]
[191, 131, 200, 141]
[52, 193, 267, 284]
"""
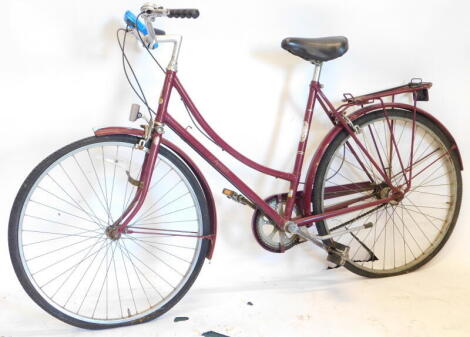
[113, 70, 177, 233]
[113, 125, 163, 234]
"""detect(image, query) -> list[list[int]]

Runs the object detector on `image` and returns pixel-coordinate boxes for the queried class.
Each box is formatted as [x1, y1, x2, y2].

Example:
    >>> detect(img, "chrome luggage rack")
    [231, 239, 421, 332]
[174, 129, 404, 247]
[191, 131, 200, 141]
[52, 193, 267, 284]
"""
[341, 78, 432, 107]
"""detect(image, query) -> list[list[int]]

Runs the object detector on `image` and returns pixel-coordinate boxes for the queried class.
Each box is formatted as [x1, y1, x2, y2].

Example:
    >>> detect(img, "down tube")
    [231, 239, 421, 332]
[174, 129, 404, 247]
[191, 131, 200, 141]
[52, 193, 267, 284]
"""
[164, 114, 286, 227]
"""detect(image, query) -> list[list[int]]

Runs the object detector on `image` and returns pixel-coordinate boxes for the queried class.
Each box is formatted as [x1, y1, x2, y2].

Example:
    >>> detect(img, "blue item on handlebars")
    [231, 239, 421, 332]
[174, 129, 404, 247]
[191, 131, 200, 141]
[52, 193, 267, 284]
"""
[124, 10, 148, 35]
[124, 10, 158, 49]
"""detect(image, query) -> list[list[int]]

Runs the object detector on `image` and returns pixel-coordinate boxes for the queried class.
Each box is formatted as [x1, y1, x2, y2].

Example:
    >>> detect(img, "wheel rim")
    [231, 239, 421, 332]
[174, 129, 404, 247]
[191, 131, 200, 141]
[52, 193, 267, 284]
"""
[318, 114, 458, 274]
[16, 140, 204, 324]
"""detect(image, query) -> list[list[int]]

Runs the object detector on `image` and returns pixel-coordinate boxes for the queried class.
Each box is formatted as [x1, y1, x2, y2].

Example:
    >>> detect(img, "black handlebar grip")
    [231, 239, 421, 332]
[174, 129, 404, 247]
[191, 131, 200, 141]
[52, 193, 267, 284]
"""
[167, 9, 200, 19]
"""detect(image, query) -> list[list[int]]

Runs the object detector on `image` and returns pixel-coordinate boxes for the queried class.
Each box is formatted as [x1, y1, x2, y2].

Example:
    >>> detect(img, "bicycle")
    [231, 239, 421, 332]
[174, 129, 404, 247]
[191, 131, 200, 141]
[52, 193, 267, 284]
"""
[8, 3, 463, 329]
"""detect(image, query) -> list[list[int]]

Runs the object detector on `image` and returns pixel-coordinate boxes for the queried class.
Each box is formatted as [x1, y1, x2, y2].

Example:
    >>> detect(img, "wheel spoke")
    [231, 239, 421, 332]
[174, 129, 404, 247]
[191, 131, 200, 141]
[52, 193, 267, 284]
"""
[317, 112, 459, 275]
[14, 139, 205, 325]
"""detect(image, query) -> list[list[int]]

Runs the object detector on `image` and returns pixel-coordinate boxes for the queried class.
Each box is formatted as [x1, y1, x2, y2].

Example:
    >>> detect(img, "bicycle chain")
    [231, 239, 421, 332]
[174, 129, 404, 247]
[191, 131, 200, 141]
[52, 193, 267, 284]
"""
[329, 204, 387, 232]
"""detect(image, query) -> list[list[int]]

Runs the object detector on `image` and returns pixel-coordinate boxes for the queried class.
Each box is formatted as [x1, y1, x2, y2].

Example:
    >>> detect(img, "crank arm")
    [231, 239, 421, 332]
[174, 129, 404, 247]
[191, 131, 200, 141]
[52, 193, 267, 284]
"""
[286, 222, 326, 250]
[287, 222, 347, 266]
[286, 221, 374, 266]
[286, 221, 373, 242]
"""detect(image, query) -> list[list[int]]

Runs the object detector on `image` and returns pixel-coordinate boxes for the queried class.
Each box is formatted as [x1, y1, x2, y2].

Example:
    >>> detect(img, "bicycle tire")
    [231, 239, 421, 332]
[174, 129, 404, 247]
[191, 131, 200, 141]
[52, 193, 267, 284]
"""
[312, 109, 462, 277]
[9, 134, 210, 329]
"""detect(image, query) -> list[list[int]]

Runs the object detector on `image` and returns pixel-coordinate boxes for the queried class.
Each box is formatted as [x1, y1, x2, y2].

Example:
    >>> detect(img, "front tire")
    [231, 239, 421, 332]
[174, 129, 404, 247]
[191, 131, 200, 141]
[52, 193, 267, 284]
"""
[9, 135, 210, 329]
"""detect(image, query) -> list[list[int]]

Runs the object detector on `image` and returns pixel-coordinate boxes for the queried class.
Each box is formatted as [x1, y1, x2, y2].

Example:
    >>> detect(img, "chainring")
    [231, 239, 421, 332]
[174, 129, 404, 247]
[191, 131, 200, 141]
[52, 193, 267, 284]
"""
[252, 194, 302, 253]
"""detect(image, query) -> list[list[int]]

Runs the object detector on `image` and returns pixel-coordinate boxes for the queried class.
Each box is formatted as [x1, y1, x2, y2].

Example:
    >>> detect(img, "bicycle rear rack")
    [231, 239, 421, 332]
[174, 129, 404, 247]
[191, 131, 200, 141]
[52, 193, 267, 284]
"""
[342, 78, 431, 106]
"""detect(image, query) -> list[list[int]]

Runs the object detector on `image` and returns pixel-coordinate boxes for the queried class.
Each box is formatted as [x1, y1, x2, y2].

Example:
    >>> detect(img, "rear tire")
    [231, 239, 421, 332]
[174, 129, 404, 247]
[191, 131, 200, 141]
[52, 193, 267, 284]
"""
[312, 109, 462, 277]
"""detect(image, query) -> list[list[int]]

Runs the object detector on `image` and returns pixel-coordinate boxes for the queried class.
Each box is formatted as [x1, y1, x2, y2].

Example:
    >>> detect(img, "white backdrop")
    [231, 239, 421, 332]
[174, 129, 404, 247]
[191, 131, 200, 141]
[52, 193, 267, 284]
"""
[1, 0, 469, 336]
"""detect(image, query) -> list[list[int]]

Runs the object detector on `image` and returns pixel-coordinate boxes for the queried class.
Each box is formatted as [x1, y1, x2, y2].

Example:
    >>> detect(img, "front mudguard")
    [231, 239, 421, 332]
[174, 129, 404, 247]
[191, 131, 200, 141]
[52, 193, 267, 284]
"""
[302, 102, 463, 216]
[94, 127, 217, 259]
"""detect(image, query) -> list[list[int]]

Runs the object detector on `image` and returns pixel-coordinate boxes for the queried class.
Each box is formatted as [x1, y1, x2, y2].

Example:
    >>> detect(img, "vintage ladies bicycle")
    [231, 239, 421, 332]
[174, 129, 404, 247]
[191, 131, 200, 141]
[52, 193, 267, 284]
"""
[9, 3, 462, 329]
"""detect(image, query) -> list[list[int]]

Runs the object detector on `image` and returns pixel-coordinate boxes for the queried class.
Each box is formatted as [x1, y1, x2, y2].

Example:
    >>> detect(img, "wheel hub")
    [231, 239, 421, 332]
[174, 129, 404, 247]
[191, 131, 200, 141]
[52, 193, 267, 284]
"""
[378, 186, 403, 205]
[105, 225, 122, 240]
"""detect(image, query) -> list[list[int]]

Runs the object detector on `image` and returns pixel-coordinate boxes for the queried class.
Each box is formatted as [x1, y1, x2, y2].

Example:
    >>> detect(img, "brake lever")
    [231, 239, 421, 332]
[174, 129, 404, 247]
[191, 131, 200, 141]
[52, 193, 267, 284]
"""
[140, 3, 168, 16]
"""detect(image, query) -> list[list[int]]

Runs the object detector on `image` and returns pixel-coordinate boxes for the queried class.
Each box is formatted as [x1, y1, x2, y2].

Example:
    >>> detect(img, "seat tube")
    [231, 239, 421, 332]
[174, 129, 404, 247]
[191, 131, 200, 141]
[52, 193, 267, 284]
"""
[284, 64, 322, 218]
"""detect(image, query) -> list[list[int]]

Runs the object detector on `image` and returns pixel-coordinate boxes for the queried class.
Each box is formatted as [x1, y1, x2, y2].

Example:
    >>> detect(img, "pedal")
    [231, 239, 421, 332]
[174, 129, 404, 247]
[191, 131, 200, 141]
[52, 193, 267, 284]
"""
[286, 222, 351, 268]
[222, 188, 256, 209]
[326, 243, 350, 267]
[332, 241, 350, 254]
[327, 252, 345, 267]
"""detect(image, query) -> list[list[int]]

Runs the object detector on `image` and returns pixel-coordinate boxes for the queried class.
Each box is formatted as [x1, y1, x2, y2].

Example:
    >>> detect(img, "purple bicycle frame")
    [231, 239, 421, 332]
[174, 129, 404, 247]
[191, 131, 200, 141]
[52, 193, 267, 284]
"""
[113, 69, 400, 234]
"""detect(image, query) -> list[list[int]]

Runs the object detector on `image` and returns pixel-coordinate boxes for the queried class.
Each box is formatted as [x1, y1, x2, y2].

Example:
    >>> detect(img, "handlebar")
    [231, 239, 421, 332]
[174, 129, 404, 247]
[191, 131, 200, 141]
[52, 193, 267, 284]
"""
[123, 5, 199, 41]
[139, 3, 200, 19]
[167, 9, 199, 19]
[123, 5, 200, 33]
[122, 4, 198, 69]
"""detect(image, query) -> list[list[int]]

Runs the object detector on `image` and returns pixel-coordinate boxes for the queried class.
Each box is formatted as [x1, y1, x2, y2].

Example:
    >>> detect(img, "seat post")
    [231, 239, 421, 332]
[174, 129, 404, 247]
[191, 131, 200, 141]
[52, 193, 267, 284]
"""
[312, 62, 322, 82]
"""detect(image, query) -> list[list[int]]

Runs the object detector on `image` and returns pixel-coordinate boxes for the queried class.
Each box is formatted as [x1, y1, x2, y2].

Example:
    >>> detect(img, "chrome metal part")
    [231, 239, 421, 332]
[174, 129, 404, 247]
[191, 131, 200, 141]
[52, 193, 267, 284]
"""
[326, 245, 350, 266]
[291, 223, 350, 266]
[253, 197, 301, 253]
[379, 186, 400, 205]
[287, 220, 373, 266]
[129, 103, 142, 121]
[105, 225, 122, 241]
[312, 62, 323, 82]
[135, 122, 153, 150]
[289, 220, 373, 241]
[154, 122, 165, 134]
[140, 3, 168, 17]
[343, 114, 361, 133]
[286, 222, 325, 250]
[136, 139, 146, 150]
[133, 4, 183, 70]
[156, 34, 183, 71]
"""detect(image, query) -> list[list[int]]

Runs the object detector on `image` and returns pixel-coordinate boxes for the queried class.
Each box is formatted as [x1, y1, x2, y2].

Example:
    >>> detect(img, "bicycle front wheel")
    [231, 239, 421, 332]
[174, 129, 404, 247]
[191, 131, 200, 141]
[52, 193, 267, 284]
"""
[9, 135, 210, 329]
[312, 109, 462, 277]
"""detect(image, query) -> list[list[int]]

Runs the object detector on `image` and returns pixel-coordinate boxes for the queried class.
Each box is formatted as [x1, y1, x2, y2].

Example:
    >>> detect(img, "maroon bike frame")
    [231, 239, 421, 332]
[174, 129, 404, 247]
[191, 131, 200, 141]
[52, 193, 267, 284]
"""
[107, 69, 409, 235]
[95, 68, 462, 253]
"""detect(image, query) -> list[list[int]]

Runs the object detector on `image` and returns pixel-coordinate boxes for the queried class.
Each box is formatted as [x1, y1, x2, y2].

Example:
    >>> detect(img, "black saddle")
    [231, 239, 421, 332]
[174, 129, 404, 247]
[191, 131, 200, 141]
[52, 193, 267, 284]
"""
[281, 36, 348, 63]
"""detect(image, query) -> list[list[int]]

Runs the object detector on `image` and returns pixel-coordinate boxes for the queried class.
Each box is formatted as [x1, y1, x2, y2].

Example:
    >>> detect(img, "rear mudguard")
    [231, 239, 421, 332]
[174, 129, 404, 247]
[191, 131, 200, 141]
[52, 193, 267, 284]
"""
[302, 102, 463, 216]
[94, 127, 217, 259]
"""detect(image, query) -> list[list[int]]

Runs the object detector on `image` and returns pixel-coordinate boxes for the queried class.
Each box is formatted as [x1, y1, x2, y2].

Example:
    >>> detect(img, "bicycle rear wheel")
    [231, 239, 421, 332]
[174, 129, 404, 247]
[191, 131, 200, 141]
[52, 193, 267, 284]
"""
[312, 109, 461, 277]
[9, 135, 210, 329]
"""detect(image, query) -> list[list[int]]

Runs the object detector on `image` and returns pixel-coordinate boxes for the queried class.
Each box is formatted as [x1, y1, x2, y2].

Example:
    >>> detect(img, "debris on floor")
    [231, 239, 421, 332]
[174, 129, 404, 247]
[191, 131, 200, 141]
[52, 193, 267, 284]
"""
[326, 265, 341, 270]
[174, 316, 189, 322]
[201, 330, 230, 337]
[247, 301, 253, 306]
